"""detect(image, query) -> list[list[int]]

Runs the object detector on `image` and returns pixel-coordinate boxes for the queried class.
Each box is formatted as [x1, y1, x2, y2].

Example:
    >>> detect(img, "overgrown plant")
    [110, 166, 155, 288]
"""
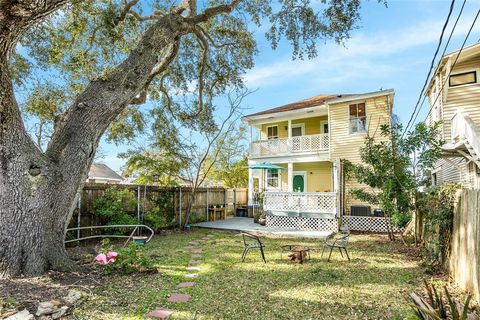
[348, 122, 443, 240]
[409, 280, 478, 320]
[96, 240, 154, 275]
[92, 187, 138, 233]
[419, 183, 460, 267]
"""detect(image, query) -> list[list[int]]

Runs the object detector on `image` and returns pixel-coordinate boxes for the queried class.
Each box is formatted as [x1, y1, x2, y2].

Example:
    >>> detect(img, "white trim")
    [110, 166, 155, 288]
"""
[320, 120, 328, 134]
[291, 123, 305, 136]
[88, 176, 123, 182]
[292, 171, 307, 192]
[266, 125, 279, 139]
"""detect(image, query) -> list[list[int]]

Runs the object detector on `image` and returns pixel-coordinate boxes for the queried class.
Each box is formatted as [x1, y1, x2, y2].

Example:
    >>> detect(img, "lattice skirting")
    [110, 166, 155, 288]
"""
[342, 216, 404, 233]
[266, 216, 338, 232]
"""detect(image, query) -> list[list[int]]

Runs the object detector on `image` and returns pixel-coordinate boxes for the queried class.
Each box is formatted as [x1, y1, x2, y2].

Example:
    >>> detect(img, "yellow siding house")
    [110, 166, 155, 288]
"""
[241, 89, 394, 231]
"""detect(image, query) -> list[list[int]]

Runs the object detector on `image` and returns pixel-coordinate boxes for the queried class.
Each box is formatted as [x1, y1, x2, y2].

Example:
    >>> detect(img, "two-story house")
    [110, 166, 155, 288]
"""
[426, 42, 480, 188]
[241, 89, 394, 232]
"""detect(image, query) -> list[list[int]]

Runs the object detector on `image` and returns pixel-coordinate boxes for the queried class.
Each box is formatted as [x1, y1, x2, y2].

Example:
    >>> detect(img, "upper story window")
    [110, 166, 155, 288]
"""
[349, 102, 367, 134]
[449, 71, 477, 87]
[267, 126, 278, 139]
[267, 169, 279, 188]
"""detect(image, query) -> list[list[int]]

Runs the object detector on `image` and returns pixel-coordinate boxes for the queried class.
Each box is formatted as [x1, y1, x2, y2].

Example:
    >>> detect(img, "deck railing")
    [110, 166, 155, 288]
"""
[250, 134, 329, 157]
[451, 109, 480, 158]
[263, 192, 337, 215]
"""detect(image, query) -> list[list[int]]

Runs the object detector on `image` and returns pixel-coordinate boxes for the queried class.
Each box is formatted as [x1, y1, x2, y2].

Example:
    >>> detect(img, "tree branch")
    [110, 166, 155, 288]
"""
[188, 0, 241, 24]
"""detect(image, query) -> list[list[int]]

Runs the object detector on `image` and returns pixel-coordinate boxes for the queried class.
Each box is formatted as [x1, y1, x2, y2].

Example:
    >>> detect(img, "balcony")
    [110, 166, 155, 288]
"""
[249, 134, 329, 158]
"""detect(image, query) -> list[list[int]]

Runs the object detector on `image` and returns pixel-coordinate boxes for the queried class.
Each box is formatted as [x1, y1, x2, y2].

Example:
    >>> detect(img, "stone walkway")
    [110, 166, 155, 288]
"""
[146, 233, 215, 319]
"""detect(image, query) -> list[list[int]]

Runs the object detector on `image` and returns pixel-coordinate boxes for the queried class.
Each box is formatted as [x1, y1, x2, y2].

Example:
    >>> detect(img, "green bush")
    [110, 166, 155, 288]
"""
[92, 187, 138, 233]
[144, 207, 169, 231]
[104, 242, 154, 275]
[391, 211, 411, 228]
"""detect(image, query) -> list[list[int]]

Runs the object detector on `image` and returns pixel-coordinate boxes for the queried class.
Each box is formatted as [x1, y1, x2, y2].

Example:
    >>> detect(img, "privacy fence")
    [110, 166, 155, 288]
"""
[68, 183, 247, 239]
[449, 189, 480, 302]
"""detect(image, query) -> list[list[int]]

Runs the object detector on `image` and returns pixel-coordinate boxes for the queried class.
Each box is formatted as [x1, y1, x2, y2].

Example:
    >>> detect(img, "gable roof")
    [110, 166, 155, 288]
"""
[245, 94, 350, 118]
[88, 163, 124, 182]
[242, 89, 394, 121]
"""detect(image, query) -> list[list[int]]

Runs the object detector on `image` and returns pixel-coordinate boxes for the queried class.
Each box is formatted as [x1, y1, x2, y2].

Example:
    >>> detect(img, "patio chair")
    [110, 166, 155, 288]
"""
[241, 232, 266, 263]
[321, 226, 350, 262]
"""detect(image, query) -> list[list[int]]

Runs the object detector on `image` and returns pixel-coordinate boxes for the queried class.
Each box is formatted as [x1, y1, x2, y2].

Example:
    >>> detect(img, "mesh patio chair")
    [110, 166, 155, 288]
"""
[241, 232, 266, 263]
[321, 226, 350, 262]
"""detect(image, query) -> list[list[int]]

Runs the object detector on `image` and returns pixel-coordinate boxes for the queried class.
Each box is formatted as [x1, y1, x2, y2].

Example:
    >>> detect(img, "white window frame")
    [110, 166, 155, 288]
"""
[266, 169, 280, 189]
[266, 125, 278, 140]
[348, 101, 367, 135]
[320, 120, 329, 134]
[291, 123, 305, 137]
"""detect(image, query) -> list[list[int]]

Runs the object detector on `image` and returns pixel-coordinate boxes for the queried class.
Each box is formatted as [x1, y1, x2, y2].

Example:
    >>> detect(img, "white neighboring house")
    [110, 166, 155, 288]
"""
[87, 163, 124, 184]
[426, 42, 480, 188]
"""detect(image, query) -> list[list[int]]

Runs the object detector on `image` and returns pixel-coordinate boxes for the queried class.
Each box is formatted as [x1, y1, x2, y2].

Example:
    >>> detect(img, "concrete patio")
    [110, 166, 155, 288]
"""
[193, 217, 331, 238]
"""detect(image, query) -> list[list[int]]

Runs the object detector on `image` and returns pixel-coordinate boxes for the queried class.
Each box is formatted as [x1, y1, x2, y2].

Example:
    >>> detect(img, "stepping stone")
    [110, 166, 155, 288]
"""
[189, 260, 202, 265]
[191, 254, 202, 259]
[188, 241, 200, 245]
[167, 293, 191, 303]
[190, 248, 202, 254]
[176, 282, 195, 289]
[184, 273, 198, 279]
[186, 266, 201, 271]
[201, 237, 210, 240]
[146, 308, 175, 319]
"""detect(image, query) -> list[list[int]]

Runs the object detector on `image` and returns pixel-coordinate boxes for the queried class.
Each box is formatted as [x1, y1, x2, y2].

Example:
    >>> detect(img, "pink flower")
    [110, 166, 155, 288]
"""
[106, 251, 118, 264]
[94, 253, 108, 265]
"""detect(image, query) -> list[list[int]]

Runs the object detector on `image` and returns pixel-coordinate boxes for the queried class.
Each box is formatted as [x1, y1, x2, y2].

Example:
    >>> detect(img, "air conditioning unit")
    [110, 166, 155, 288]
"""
[350, 205, 371, 216]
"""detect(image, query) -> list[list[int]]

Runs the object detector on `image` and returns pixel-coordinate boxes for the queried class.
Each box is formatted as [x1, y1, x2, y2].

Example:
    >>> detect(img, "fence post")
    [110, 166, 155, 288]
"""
[233, 188, 237, 215]
[137, 186, 141, 224]
[77, 193, 81, 241]
[179, 187, 182, 227]
[206, 188, 209, 221]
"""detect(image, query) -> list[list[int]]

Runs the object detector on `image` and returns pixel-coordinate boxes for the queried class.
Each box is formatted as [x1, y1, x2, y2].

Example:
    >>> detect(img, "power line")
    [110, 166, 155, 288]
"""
[423, 8, 480, 124]
[404, 0, 469, 131]
[401, 0, 457, 138]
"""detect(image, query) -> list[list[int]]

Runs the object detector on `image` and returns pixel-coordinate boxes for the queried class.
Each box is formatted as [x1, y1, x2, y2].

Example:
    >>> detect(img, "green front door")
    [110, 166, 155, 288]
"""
[293, 175, 304, 192]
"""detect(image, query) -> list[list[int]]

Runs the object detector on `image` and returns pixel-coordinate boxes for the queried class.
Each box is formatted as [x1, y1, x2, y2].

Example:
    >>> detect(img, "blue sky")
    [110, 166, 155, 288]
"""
[99, 0, 480, 171]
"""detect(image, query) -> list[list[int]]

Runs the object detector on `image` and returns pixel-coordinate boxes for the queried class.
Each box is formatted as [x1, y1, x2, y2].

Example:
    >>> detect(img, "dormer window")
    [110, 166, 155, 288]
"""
[449, 71, 477, 87]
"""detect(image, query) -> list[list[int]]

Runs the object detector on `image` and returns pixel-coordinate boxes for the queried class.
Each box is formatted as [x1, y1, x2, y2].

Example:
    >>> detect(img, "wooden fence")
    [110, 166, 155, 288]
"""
[449, 189, 480, 302]
[69, 183, 248, 234]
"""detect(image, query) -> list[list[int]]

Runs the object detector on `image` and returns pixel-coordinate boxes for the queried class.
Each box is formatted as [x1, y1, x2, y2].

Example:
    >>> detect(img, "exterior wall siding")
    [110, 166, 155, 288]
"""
[329, 96, 391, 212]
[428, 54, 480, 188]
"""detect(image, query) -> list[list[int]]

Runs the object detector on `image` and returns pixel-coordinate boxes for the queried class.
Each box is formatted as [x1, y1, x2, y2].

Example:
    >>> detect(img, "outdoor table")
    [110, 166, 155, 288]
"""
[208, 207, 226, 221]
[280, 244, 311, 263]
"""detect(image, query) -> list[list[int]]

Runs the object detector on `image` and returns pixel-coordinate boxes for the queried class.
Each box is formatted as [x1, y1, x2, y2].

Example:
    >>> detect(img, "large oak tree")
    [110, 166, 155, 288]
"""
[0, 0, 381, 277]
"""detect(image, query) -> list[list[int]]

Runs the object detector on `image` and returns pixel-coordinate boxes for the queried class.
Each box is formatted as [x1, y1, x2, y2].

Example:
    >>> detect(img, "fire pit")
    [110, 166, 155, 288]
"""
[280, 245, 311, 264]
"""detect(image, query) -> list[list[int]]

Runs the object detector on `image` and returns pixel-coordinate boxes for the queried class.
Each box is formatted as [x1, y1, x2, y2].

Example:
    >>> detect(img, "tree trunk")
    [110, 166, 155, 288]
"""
[0, 11, 189, 277]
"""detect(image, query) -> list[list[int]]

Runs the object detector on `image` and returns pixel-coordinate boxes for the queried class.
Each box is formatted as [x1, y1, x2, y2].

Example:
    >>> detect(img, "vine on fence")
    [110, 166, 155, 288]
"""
[419, 183, 460, 268]
[92, 187, 138, 233]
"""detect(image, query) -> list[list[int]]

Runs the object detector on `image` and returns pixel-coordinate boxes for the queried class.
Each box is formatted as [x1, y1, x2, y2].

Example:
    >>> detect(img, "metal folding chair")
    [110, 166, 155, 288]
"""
[241, 232, 266, 263]
[321, 227, 350, 262]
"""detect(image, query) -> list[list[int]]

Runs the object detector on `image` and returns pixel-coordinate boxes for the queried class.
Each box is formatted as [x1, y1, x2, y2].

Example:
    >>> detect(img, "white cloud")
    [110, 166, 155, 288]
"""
[243, 14, 480, 88]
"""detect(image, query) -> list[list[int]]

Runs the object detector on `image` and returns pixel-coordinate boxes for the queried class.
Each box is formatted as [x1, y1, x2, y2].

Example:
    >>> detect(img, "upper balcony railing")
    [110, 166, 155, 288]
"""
[250, 133, 329, 157]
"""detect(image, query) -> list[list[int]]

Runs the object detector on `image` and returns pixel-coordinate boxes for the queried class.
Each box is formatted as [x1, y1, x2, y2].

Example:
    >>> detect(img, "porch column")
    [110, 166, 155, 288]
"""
[287, 119, 292, 153]
[248, 168, 254, 205]
[287, 162, 293, 192]
[332, 160, 339, 192]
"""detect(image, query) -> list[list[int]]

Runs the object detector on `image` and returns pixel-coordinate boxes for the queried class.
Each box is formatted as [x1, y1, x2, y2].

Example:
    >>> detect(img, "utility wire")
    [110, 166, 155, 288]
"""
[401, 0, 457, 138]
[423, 8, 480, 123]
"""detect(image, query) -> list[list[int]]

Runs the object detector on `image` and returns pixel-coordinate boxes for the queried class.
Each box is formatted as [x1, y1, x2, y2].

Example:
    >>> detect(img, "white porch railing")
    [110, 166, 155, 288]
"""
[250, 134, 329, 157]
[263, 192, 337, 215]
[451, 110, 480, 155]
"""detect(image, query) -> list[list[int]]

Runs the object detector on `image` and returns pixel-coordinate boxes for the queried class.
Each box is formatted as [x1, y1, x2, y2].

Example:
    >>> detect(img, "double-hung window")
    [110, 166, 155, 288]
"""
[266, 169, 279, 188]
[267, 126, 278, 139]
[349, 103, 367, 134]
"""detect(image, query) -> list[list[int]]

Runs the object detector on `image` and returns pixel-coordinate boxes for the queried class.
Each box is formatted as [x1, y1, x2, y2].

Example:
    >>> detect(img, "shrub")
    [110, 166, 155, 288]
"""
[92, 187, 138, 233]
[143, 207, 169, 231]
[104, 242, 154, 274]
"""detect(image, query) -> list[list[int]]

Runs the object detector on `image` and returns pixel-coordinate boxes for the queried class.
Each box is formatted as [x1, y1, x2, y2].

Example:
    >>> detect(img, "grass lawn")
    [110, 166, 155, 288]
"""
[74, 229, 422, 319]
